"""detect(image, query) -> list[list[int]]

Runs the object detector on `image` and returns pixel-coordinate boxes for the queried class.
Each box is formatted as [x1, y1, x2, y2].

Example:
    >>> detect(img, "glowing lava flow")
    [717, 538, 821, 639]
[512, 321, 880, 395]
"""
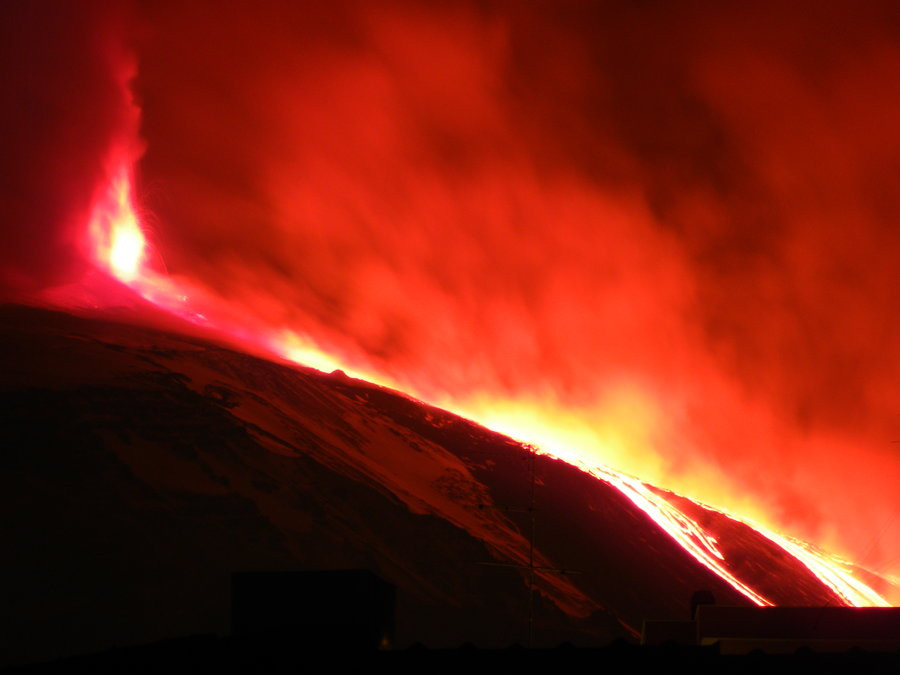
[86, 164, 893, 609]
[753, 525, 890, 607]
[602, 467, 890, 607]
[443, 407, 893, 608]
[563, 454, 772, 607]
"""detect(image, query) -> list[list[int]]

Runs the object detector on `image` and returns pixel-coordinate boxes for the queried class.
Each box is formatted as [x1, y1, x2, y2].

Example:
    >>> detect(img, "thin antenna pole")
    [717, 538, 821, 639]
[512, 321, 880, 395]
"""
[475, 444, 580, 648]
[528, 443, 536, 648]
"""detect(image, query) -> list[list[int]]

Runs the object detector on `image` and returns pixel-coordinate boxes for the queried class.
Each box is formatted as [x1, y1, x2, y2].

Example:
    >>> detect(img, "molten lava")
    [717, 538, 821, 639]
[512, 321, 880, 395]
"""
[89, 167, 145, 282]
[84, 163, 893, 610]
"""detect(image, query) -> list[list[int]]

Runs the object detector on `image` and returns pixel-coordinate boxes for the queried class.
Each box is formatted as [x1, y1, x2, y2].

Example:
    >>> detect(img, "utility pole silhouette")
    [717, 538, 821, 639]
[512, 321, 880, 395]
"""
[476, 443, 579, 647]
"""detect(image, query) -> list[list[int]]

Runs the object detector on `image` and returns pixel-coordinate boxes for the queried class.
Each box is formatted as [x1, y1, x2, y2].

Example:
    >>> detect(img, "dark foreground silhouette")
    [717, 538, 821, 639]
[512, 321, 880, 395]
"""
[2, 304, 896, 669]
[5, 634, 900, 675]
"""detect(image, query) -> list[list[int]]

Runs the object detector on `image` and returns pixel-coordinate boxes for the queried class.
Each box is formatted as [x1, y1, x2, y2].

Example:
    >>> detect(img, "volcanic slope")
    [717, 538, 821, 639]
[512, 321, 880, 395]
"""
[0, 304, 867, 665]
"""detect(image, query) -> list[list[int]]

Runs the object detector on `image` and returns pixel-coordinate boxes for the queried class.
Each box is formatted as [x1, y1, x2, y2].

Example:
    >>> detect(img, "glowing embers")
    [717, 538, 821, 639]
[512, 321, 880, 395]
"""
[89, 166, 146, 282]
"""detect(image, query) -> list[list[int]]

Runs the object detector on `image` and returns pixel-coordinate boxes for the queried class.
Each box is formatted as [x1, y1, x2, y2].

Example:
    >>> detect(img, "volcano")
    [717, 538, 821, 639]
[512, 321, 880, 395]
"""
[1, 301, 891, 667]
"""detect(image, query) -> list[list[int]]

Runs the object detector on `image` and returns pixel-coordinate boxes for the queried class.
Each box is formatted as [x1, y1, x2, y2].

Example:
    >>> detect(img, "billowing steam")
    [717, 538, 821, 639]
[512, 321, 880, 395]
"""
[3, 1, 898, 586]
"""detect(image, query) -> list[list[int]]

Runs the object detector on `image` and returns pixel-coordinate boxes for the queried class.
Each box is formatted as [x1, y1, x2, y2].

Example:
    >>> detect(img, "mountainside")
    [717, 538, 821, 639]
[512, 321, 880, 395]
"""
[0, 304, 867, 666]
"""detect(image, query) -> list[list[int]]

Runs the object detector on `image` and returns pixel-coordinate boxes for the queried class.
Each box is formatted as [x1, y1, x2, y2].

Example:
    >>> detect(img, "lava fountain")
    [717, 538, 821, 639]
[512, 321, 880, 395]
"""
[89, 167, 145, 282]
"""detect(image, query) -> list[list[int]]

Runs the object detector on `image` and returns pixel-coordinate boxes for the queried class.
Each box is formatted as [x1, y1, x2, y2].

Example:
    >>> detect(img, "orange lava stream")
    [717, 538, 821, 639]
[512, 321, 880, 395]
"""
[446, 406, 892, 608]
[85, 166, 892, 609]
[569, 456, 773, 607]
[752, 526, 890, 607]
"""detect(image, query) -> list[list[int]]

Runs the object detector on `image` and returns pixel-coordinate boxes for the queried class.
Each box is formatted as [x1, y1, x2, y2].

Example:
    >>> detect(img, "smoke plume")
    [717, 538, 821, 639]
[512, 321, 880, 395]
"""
[5, 0, 899, 580]
[0, 0, 140, 293]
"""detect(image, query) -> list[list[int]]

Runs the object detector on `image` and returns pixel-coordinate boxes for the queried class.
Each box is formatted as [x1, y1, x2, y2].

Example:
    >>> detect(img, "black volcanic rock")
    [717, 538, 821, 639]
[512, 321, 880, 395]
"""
[0, 304, 850, 667]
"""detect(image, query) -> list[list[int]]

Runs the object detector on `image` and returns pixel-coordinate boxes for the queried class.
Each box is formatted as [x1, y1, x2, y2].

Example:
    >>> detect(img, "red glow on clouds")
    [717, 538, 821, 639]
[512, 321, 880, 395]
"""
[4, 0, 899, 607]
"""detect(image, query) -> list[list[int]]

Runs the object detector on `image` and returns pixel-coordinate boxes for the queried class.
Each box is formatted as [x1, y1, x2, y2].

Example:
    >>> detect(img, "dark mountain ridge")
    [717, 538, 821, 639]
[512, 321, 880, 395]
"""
[0, 304, 859, 666]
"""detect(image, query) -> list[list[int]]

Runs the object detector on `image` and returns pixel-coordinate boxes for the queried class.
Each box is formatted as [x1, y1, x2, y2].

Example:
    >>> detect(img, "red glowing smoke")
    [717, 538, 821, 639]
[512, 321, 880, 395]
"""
[2, 1, 898, 587]
[0, 1, 141, 293]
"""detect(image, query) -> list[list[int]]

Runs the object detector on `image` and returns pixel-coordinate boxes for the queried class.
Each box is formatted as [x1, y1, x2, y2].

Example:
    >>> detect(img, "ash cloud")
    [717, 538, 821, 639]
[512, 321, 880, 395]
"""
[134, 0, 900, 569]
[0, 1, 139, 293]
[16, 1, 897, 576]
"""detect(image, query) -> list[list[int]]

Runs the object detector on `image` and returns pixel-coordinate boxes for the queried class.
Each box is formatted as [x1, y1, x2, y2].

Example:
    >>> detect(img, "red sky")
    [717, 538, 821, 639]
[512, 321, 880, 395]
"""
[3, 0, 899, 581]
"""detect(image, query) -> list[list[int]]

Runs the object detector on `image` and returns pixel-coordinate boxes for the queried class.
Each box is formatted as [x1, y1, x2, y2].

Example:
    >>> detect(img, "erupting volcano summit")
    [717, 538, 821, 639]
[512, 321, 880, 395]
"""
[2, 0, 899, 666]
